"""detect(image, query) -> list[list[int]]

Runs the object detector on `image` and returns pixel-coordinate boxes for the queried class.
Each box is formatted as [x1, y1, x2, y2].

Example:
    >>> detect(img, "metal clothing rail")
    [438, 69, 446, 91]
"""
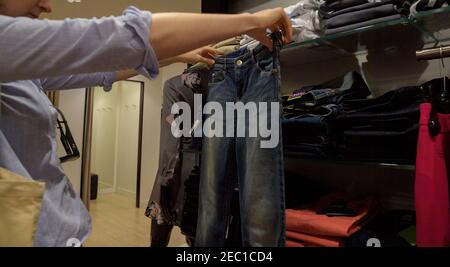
[416, 45, 450, 61]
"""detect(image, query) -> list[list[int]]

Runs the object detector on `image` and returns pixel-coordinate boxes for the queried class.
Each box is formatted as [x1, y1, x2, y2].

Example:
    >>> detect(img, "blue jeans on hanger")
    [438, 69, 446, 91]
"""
[195, 43, 285, 247]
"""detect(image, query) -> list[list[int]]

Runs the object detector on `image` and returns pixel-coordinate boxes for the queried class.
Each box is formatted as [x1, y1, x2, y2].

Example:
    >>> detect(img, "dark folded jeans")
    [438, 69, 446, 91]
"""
[284, 143, 332, 158]
[337, 103, 420, 131]
[326, 3, 399, 29]
[322, 0, 394, 18]
[336, 103, 420, 163]
[337, 124, 419, 163]
[282, 105, 340, 158]
[283, 108, 336, 145]
[335, 86, 421, 163]
[287, 72, 370, 108]
[325, 14, 402, 35]
[321, 0, 371, 12]
[342, 86, 422, 113]
[414, 0, 450, 11]
[284, 114, 329, 133]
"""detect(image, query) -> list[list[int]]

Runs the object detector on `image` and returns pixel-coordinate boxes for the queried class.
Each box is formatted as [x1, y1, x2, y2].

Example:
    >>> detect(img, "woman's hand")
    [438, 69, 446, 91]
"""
[247, 7, 292, 50]
[179, 46, 221, 67]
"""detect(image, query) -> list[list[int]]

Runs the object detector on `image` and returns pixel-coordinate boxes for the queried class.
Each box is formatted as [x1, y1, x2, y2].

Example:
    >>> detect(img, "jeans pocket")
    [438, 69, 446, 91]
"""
[256, 57, 276, 76]
[209, 69, 226, 85]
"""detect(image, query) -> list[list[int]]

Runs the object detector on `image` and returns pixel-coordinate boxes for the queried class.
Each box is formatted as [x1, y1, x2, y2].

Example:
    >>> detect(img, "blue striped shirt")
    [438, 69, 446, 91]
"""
[0, 6, 159, 246]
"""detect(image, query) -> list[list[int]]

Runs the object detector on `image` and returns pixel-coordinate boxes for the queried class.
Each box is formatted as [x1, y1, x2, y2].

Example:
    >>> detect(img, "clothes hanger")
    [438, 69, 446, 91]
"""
[417, 41, 450, 135]
[420, 46, 450, 136]
[437, 46, 450, 111]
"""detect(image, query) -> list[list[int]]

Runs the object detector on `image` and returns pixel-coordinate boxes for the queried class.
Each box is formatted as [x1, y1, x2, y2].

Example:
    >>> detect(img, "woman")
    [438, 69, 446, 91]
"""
[0, 0, 291, 247]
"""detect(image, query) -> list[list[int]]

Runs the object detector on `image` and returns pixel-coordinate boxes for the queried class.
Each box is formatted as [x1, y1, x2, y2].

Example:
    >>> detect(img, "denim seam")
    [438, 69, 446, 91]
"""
[278, 92, 286, 248]
[222, 139, 236, 245]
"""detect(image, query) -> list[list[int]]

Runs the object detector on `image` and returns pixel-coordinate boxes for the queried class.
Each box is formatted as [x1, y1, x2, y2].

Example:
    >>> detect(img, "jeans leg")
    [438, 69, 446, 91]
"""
[236, 53, 285, 247]
[195, 136, 236, 247]
[150, 220, 173, 247]
[236, 104, 285, 247]
[195, 74, 238, 247]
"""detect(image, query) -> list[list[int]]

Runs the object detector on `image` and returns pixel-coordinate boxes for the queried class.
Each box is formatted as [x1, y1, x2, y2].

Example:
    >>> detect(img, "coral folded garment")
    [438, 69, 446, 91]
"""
[286, 193, 377, 237]
[286, 231, 344, 247]
[286, 239, 306, 247]
[286, 239, 323, 247]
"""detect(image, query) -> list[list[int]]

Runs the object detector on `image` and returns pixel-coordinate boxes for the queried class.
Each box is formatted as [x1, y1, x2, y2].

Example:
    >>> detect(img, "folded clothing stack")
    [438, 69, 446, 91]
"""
[321, 0, 450, 35]
[284, 0, 326, 42]
[335, 86, 422, 164]
[346, 210, 416, 247]
[286, 192, 378, 247]
[282, 72, 371, 158]
[322, 0, 404, 35]
[409, 0, 450, 16]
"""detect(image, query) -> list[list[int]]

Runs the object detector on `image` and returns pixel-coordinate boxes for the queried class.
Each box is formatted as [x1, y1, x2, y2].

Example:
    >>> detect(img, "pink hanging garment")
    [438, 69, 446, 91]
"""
[415, 103, 450, 247]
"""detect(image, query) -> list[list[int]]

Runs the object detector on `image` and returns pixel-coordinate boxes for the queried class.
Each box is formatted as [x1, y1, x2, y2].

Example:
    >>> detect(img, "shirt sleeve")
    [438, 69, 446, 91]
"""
[0, 6, 159, 82]
[40, 72, 117, 91]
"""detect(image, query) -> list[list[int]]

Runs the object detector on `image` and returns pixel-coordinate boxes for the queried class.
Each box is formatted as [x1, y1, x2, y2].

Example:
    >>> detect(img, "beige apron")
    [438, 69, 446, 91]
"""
[0, 167, 45, 247]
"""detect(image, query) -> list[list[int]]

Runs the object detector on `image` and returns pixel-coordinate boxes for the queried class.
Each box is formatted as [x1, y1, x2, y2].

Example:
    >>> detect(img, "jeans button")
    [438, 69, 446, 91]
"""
[236, 60, 243, 66]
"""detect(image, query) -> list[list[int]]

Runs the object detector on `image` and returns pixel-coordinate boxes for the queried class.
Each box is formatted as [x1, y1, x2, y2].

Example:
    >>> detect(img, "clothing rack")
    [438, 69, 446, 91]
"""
[416, 45, 450, 61]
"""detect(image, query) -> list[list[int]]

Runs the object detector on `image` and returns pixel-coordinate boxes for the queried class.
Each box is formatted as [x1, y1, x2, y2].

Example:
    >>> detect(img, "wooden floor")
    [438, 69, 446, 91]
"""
[84, 193, 186, 247]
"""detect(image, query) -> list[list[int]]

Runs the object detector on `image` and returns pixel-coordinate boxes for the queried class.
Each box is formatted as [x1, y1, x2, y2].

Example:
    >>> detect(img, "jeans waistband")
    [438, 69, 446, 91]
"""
[213, 43, 274, 70]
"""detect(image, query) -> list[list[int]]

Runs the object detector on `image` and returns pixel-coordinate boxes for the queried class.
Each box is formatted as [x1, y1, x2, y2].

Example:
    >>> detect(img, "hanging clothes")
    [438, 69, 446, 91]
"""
[415, 103, 450, 247]
[196, 36, 285, 247]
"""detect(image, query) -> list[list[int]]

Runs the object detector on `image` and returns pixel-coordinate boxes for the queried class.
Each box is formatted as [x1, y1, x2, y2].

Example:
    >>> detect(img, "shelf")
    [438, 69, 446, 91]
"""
[284, 18, 408, 51]
[280, 6, 450, 66]
[284, 152, 416, 171]
[285, 6, 450, 50]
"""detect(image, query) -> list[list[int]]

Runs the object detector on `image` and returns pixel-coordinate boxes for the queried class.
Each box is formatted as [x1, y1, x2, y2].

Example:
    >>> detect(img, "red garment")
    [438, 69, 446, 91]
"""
[286, 240, 305, 247]
[286, 239, 321, 247]
[286, 230, 343, 247]
[415, 103, 450, 247]
[286, 193, 377, 237]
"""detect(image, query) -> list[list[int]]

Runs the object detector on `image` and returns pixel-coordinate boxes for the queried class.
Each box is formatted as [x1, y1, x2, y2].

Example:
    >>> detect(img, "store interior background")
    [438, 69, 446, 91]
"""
[46, 0, 450, 247]
[91, 81, 142, 196]
[49, 0, 201, 247]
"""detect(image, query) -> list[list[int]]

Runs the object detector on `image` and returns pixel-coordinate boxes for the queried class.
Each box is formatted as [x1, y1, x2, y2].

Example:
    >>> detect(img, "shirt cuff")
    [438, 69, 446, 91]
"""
[123, 6, 159, 80]
[102, 72, 117, 92]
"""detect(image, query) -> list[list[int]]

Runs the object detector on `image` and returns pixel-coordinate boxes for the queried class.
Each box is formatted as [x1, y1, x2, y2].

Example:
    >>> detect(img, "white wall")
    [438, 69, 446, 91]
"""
[92, 85, 120, 189]
[116, 81, 142, 194]
[91, 81, 142, 195]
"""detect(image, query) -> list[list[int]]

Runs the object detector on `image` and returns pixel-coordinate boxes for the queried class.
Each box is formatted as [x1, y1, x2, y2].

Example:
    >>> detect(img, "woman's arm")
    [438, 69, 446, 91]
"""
[0, 7, 290, 82]
[117, 46, 220, 81]
[40, 45, 220, 90]
[151, 8, 291, 61]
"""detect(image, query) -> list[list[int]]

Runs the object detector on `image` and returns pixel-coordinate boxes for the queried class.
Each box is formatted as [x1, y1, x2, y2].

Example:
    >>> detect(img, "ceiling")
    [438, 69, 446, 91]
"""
[44, 0, 201, 19]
